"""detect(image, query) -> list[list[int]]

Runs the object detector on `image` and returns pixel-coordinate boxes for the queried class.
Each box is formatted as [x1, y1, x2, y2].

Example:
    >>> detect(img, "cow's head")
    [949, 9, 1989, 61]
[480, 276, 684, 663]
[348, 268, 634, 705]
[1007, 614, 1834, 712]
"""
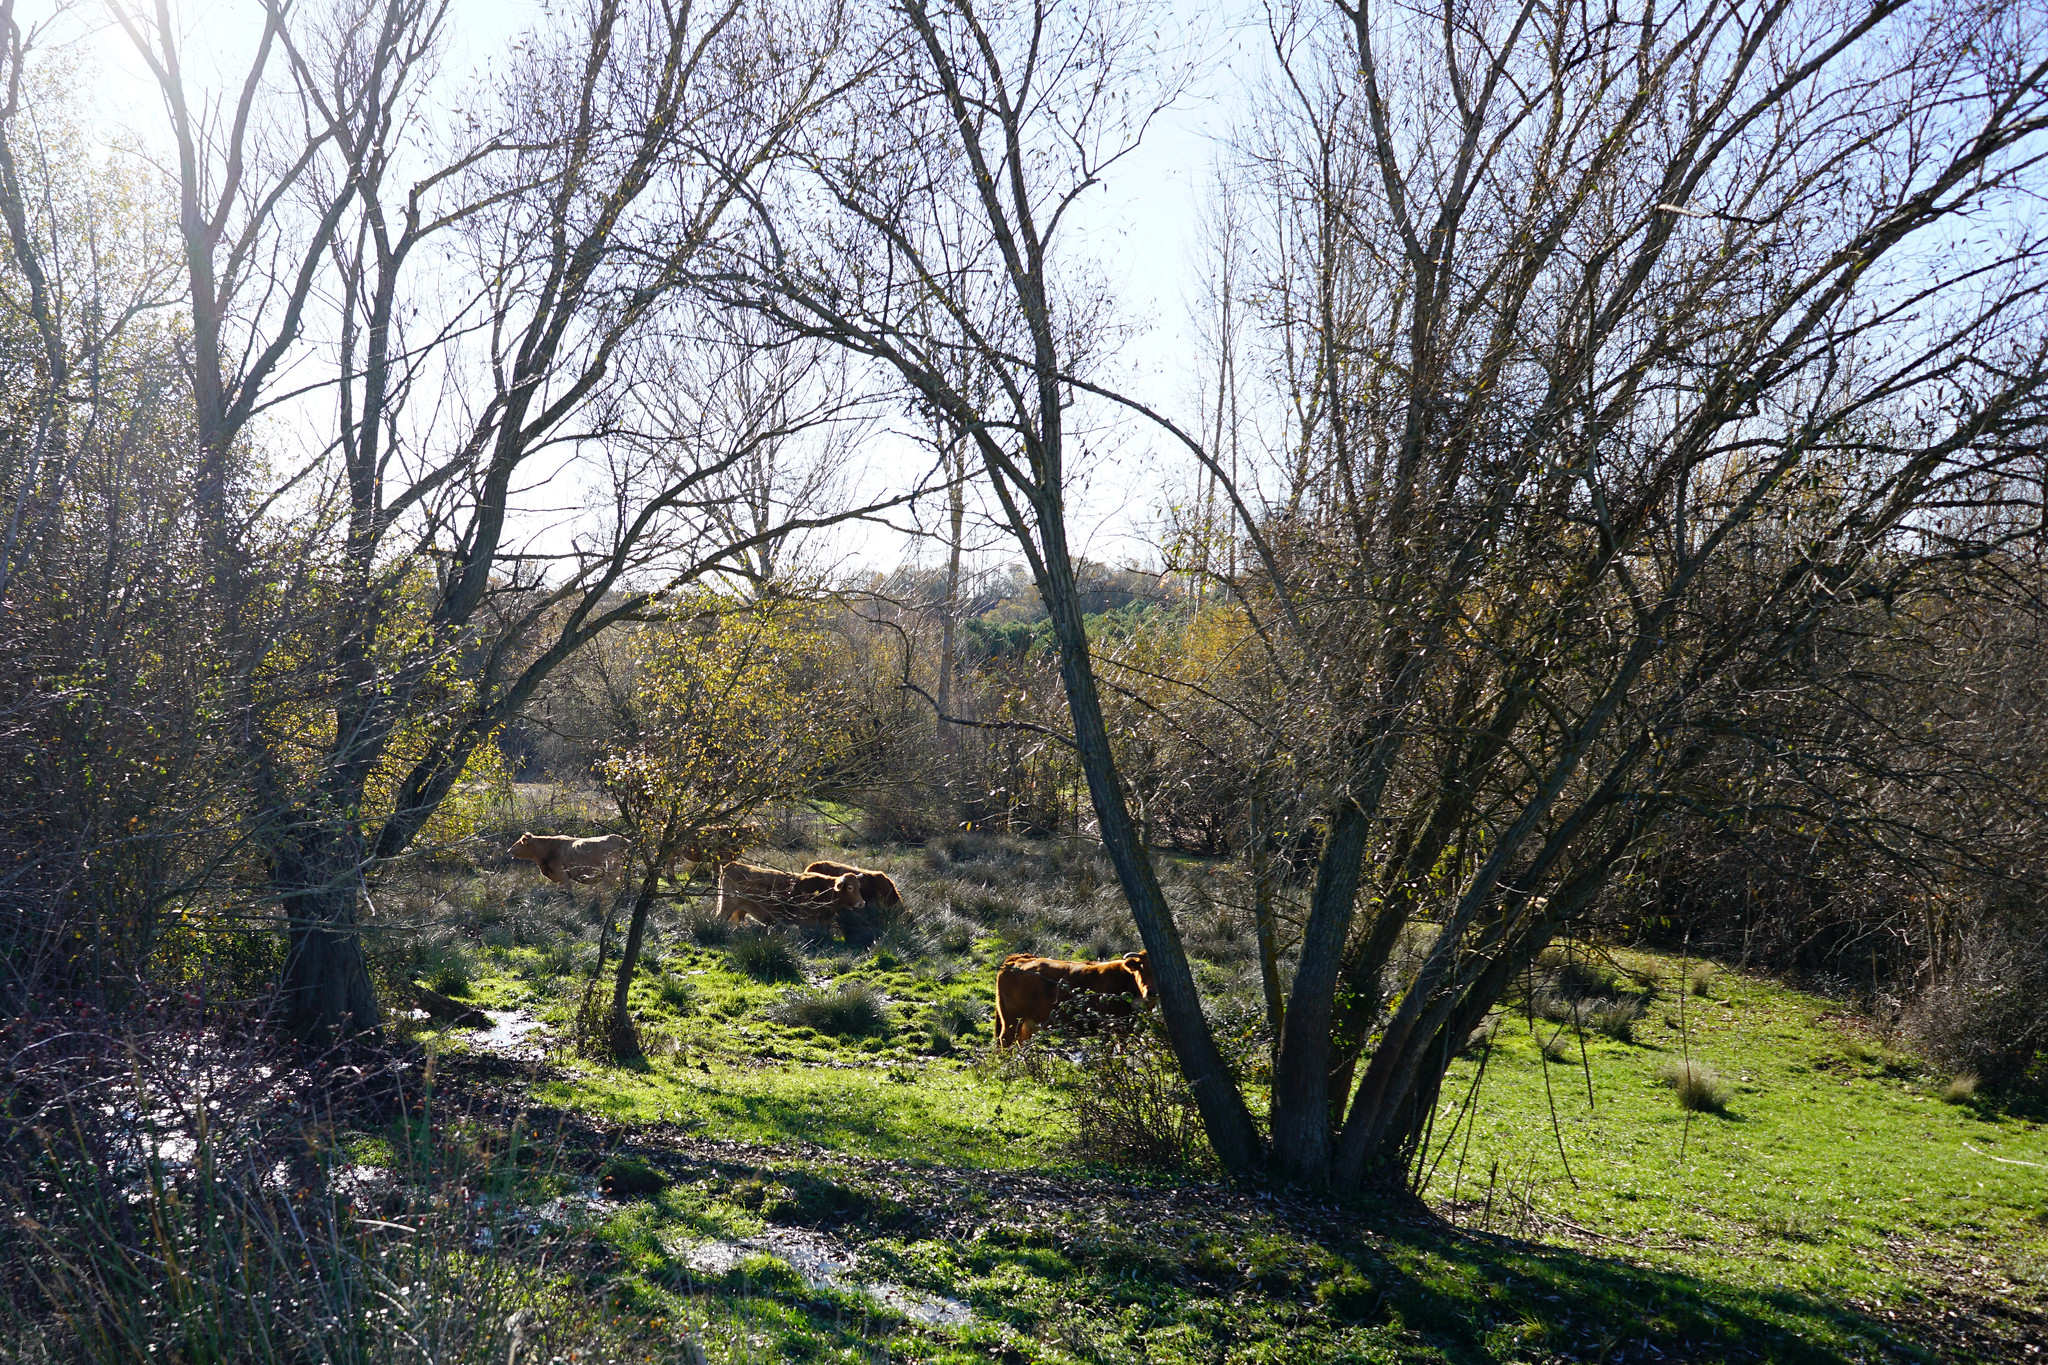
[508, 832, 539, 860]
[831, 873, 867, 910]
[1121, 950, 1153, 1000]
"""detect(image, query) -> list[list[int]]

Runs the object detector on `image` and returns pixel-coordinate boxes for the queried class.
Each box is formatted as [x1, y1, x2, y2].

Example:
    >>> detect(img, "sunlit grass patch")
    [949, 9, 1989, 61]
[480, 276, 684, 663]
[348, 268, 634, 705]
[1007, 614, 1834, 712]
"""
[541, 1046, 1069, 1167]
[390, 851, 2048, 1363]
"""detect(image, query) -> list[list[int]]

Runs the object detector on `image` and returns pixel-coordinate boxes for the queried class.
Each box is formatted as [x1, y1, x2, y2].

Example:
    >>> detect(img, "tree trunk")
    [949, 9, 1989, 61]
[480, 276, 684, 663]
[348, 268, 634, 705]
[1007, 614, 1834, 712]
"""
[1264, 801, 1370, 1184]
[937, 442, 965, 780]
[607, 871, 662, 1059]
[275, 824, 381, 1049]
[1028, 512, 1265, 1175]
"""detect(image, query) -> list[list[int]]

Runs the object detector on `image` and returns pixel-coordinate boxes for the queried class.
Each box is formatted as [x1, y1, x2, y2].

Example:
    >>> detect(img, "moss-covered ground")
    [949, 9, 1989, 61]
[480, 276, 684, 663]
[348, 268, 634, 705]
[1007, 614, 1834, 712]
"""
[362, 831, 2047, 1363]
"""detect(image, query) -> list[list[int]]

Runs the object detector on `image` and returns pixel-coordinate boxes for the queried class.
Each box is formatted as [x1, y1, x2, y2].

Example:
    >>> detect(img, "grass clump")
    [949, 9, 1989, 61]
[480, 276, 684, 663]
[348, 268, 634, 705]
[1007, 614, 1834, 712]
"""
[655, 973, 697, 1012]
[767, 982, 892, 1037]
[1587, 996, 1646, 1042]
[725, 930, 804, 983]
[1937, 1071, 1980, 1104]
[1541, 1032, 1576, 1064]
[680, 904, 732, 946]
[1657, 1058, 1729, 1112]
[1758, 1204, 1828, 1243]
[923, 997, 989, 1053]
[1687, 964, 1717, 997]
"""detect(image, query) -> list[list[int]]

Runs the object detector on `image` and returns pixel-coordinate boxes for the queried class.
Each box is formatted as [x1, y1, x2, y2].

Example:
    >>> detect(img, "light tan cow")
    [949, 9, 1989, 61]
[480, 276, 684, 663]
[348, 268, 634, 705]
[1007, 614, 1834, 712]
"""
[508, 832, 628, 884]
[993, 951, 1153, 1047]
[716, 861, 865, 930]
[801, 860, 902, 909]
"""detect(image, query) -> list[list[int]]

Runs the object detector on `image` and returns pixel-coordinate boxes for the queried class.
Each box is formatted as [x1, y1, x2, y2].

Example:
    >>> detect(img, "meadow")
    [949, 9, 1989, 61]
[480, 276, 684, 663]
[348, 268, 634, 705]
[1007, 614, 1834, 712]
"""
[320, 821, 2048, 1364]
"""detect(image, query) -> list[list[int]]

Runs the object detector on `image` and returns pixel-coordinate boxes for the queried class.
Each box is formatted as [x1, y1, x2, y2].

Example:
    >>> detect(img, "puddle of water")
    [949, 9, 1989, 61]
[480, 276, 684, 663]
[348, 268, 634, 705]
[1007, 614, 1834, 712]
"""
[473, 1010, 546, 1058]
[675, 1227, 972, 1326]
[469, 1180, 620, 1247]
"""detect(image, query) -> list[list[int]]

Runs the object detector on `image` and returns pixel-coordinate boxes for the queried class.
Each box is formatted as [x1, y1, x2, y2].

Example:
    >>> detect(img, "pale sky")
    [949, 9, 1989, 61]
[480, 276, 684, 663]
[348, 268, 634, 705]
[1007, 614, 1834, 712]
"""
[52, 0, 1265, 581]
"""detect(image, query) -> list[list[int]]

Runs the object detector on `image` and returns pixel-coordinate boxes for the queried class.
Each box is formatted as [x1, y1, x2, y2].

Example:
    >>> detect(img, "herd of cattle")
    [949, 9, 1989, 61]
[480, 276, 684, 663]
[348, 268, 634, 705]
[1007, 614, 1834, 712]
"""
[505, 830, 1155, 1047]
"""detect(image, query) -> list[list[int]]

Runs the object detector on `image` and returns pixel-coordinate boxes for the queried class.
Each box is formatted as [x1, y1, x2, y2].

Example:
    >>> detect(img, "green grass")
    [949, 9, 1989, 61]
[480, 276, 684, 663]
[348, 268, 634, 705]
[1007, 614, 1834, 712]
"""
[407, 845, 2047, 1363]
[1423, 955, 2048, 1330]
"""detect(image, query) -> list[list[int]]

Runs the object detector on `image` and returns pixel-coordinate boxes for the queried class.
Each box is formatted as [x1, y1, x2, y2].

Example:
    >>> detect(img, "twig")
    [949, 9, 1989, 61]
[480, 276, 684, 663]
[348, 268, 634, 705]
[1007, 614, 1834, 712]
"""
[1963, 1141, 2048, 1169]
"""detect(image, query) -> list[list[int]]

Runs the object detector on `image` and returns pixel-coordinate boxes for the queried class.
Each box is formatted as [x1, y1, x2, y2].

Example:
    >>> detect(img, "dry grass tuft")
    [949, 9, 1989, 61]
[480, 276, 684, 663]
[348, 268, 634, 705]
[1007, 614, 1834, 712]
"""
[1937, 1071, 1980, 1104]
[1656, 1058, 1730, 1112]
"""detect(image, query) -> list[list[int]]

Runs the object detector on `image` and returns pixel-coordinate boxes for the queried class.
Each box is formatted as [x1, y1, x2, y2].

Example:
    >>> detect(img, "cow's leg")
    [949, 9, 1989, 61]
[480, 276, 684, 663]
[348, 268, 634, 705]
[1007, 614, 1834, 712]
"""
[541, 861, 568, 885]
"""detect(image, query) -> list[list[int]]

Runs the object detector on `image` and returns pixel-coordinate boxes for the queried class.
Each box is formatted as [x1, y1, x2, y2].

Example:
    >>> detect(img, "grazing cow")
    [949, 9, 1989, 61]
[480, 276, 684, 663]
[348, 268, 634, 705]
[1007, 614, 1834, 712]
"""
[802, 859, 902, 909]
[509, 832, 628, 885]
[717, 861, 866, 930]
[994, 951, 1153, 1047]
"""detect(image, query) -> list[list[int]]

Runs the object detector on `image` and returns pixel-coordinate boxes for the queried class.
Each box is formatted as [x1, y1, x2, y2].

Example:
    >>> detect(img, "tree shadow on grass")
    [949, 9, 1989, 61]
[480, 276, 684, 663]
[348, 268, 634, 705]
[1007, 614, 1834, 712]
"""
[1346, 1210, 1945, 1364]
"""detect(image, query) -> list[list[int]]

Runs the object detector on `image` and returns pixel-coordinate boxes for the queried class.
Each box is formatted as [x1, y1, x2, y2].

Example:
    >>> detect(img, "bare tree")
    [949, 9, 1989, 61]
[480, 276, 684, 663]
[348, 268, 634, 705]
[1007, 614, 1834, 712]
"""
[735, 0, 1265, 1170]
[0, 7, 216, 1006]
[1217, 0, 2048, 1187]
[108, 0, 898, 1045]
[745, 0, 2048, 1190]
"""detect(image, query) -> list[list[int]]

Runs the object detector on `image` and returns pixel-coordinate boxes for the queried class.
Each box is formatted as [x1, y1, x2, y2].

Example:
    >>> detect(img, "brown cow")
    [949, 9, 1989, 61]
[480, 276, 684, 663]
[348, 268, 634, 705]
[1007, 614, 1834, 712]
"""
[994, 951, 1153, 1047]
[802, 859, 902, 909]
[509, 832, 628, 885]
[717, 861, 866, 929]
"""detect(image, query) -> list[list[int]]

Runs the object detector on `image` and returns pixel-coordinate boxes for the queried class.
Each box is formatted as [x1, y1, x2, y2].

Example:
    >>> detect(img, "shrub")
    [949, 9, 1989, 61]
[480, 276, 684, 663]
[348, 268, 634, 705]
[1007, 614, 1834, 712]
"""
[1687, 964, 1717, 998]
[1070, 1022, 1210, 1171]
[725, 931, 804, 983]
[1907, 920, 2048, 1088]
[2, 1029, 639, 1364]
[1657, 1059, 1729, 1112]
[767, 982, 891, 1037]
